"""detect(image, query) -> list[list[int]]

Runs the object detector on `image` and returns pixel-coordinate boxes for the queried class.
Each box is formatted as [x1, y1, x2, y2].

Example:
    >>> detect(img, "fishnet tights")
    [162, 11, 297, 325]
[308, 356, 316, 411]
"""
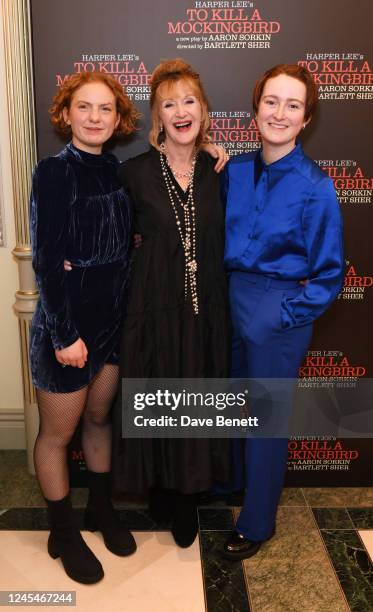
[34, 364, 119, 500]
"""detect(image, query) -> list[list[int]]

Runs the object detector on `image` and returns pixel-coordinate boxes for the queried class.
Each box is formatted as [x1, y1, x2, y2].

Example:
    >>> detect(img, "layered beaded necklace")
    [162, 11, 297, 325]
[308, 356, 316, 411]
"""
[160, 149, 199, 315]
[166, 163, 194, 180]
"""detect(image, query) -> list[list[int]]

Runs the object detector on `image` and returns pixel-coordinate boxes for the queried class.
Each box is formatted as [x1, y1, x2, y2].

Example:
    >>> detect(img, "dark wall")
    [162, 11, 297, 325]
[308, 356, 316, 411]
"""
[31, 0, 373, 485]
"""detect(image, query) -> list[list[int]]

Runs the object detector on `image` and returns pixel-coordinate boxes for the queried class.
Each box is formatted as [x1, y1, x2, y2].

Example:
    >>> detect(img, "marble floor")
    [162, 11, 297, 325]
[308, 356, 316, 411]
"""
[0, 451, 372, 612]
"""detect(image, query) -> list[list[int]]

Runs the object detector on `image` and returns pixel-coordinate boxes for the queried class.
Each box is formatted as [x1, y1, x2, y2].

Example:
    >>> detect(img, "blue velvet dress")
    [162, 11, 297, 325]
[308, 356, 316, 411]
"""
[29, 143, 132, 393]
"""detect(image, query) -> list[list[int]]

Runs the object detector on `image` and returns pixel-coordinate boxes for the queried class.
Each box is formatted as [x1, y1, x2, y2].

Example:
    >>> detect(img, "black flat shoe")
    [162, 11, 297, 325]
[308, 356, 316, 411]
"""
[223, 528, 274, 561]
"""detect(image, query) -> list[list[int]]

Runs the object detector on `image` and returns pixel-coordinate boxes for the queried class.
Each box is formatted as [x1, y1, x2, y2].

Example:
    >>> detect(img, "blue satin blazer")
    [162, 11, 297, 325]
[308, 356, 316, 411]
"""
[223, 143, 344, 328]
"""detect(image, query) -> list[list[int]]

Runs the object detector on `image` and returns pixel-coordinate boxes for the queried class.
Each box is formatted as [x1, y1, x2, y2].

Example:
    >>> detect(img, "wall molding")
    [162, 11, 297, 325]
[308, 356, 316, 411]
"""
[1, 0, 38, 467]
[0, 408, 26, 448]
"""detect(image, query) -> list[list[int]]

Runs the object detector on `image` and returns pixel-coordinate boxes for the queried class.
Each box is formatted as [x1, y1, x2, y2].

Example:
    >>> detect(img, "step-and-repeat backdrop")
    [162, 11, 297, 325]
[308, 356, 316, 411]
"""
[30, 0, 372, 486]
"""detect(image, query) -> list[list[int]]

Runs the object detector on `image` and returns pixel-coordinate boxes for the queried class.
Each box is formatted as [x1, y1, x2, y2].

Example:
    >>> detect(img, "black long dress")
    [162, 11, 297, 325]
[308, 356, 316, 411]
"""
[112, 147, 231, 494]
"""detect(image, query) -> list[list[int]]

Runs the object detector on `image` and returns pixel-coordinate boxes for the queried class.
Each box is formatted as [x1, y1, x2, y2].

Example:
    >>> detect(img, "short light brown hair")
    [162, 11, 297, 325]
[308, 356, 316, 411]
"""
[252, 64, 318, 122]
[149, 58, 210, 149]
[50, 71, 140, 137]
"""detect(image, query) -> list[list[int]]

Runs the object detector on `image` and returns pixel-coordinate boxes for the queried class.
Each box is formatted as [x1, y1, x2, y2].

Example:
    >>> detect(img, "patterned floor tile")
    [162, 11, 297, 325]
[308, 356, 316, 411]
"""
[320, 529, 373, 611]
[312, 507, 354, 530]
[200, 529, 250, 612]
[303, 488, 373, 508]
[243, 506, 348, 612]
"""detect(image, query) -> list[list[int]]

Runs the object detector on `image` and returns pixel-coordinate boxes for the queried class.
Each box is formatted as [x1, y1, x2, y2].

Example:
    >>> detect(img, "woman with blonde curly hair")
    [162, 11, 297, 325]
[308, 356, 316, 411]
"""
[29, 71, 139, 583]
[112, 59, 232, 548]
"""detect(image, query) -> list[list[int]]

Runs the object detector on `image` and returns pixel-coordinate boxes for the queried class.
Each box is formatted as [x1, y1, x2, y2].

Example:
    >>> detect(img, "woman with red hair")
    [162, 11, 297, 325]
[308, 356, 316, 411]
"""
[223, 64, 344, 560]
[29, 72, 139, 583]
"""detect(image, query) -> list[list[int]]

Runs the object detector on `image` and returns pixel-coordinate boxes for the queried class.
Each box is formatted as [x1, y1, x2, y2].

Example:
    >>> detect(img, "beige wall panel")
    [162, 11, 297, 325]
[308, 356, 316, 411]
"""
[0, 1, 31, 448]
[0, 0, 35, 450]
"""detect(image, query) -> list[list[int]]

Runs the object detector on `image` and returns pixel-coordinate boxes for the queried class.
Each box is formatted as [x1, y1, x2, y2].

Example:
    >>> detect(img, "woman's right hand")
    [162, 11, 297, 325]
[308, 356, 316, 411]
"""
[55, 338, 88, 368]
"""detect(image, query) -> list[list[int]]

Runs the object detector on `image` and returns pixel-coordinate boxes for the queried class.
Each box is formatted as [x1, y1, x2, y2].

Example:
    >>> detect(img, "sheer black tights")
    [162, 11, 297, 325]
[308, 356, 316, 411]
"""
[34, 364, 119, 501]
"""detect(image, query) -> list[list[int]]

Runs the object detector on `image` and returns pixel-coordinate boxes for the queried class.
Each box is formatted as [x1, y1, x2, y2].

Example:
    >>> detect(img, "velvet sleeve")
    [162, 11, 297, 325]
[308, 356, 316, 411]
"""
[281, 177, 344, 328]
[30, 157, 80, 349]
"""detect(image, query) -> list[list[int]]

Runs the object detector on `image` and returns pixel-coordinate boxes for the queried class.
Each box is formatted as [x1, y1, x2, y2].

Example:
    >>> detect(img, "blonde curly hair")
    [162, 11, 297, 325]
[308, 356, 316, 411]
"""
[149, 58, 210, 150]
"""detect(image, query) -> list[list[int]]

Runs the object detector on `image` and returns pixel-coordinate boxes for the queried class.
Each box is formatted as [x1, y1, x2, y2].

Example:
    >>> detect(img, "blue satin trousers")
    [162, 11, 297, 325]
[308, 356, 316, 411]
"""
[229, 271, 313, 541]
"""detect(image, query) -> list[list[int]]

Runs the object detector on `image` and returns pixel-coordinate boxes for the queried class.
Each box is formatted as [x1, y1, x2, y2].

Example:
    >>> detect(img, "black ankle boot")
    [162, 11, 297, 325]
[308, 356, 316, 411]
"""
[46, 494, 104, 584]
[85, 471, 137, 557]
[171, 492, 198, 548]
[148, 487, 176, 525]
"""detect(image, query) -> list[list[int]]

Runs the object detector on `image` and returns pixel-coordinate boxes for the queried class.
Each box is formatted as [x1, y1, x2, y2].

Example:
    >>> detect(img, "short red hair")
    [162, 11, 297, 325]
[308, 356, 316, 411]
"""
[49, 71, 140, 137]
[252, 64, 318, 121]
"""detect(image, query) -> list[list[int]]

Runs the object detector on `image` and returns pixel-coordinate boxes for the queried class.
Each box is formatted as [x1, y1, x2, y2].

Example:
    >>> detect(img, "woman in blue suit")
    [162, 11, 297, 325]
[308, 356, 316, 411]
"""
[222, 64, 344, 560]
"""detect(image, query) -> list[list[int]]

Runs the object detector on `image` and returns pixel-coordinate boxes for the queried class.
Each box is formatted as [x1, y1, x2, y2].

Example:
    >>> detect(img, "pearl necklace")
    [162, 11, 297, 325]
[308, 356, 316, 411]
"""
[166, 158, 194, 180]
[160, 151, 199, 315]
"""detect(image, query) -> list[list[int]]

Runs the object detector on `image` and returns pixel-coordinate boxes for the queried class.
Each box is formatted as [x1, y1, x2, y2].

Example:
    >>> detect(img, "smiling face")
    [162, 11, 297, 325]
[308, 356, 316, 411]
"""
[62, 82, 120, 154]
[157, 79, 202, 150]
[256, 74, 308, 160]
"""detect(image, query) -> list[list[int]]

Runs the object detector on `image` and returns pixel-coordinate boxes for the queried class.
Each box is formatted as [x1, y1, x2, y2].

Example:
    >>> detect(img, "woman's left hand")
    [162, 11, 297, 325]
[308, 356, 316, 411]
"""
[55, 337, 88, 368]
[202, 143, 229, 172]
